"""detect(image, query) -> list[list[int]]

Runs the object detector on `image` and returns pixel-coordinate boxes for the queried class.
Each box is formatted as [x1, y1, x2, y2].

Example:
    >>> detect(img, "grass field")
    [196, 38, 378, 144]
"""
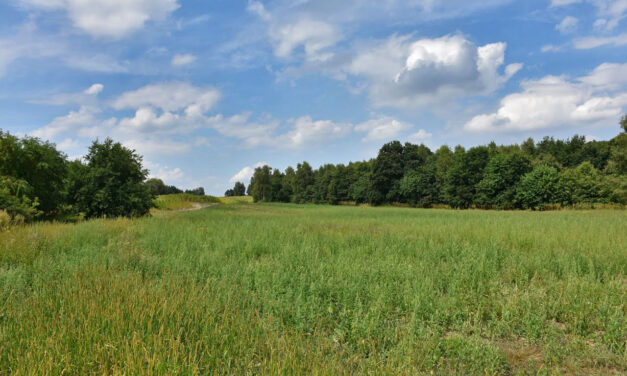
[0, 203, 625, 375]
[153, 194, 221, 210]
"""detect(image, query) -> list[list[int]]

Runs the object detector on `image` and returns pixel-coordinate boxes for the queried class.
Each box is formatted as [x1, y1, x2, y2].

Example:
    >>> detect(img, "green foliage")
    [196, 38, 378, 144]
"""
[185, 187, 205, 196]
[68, 139, 154, 218]
[1, 204, 625, 374]
[249, 165, 272, 202]
[605, 133, 627, 176]
[293, 162, 315, 203]
[0, 176, 40, 220]
[399, 161, 437, 207]
[0, 210, 10, 230]
[224, 181, 246, 197]
[145, 178, 183, 195]
[516, 165, 563, 210]
[559, 162, 610, 205]
[444, 146, 490, 208]
[621, 114, 627, 133]
[370, 141, 405, 204]
[0, 130, 66, 216]
[475, 154, 532, 209]
[246, 127, 626, 210]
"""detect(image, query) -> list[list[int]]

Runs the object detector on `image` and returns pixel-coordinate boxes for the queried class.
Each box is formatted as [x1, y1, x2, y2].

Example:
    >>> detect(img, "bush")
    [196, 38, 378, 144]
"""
[0, 210, 10, 230]
[0, 176, 41, 221]
[516, 165, 563, 210]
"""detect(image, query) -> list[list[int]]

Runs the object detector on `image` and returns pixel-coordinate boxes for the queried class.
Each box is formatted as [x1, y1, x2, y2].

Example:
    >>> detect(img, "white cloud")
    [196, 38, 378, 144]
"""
[246, 1, 270, 21]
[229, 162, 267, 184]
[551, 0, 627, 31]
[541, 44, 566, 52]
[33, 83, 104, 106]
[246, 0, 513, 66]
[84, 83, 104, 95]
[573, 33, 627, 48]
[465, 62, 627, 133]
[347, 34, 521, 108]
[19, 0, 180, 38]
[32, 106, 107, 140]
[355, 116, 412, 142]
[207, 113, 279, 147]
[125, 138, 193, 156]
[270, 19, 342, 62]
[279, 116, 351, 147]
[171, 53, 197, 66]
[30, 80, 356, 156]
[556, 16, 579, 33]
[408, 129, 433, 142]
[112, 82, 220, 113]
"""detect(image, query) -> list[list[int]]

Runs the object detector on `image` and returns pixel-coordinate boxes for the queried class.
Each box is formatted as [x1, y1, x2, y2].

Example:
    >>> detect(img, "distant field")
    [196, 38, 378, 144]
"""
[0, 204, 625, 375]
[218, 195, 254, 205]
[153, 193, 221, 210]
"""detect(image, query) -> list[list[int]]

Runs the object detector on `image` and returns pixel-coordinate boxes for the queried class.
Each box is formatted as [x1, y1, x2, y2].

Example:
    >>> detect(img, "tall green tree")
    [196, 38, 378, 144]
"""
[370, 141, 405, 204]
[475, 154, 532, 209]
[516, 165, 563, 210]
[68, 139, 153, 218]
[444, 146, 490, 208]
[0, 131, 67, 216]
[399, 160, 437, 207]
[560, 162, 609, 205]
[250, 165, 272, 202]
[293, 162, 314, 203]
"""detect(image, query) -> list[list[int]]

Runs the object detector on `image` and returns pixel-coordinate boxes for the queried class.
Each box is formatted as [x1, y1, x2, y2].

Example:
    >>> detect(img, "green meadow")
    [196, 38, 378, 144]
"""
[0, 202, 625, 375]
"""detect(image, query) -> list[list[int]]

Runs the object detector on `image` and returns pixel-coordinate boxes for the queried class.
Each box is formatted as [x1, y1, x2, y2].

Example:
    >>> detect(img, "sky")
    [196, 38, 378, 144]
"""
[1, 0, 626, 195]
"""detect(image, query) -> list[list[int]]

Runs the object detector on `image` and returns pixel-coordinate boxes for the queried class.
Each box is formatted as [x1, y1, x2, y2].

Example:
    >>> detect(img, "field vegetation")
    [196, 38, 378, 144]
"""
[154, 194, 221, 211]
[1, 203, 625, 375]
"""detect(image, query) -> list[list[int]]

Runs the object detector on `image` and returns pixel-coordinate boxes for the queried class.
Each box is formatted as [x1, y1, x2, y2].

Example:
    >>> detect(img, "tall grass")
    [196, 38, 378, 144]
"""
[0, 204, 625, 374]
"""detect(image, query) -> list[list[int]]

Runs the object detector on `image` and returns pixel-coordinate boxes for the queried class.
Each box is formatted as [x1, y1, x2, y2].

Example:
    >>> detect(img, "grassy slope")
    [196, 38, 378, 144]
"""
[153, 194, 221, 210]
[0, 204, 625, 375]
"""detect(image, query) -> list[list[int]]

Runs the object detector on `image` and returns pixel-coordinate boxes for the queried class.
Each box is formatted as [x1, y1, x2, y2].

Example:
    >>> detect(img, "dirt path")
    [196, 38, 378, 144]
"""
[178, 202, 219, 212]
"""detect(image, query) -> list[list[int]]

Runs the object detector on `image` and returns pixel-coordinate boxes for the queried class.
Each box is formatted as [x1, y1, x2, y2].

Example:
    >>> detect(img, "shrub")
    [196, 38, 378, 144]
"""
[516, 165, 563, 210]
[0, 210, 10, 230]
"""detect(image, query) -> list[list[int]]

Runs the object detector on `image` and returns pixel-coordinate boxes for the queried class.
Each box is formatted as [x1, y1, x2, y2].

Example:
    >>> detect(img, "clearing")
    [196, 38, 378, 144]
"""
[0, 203, 625, 375]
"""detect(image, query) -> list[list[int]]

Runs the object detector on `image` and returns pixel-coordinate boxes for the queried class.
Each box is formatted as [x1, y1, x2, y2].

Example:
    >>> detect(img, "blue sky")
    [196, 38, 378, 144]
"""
[1, 0, 626, 195]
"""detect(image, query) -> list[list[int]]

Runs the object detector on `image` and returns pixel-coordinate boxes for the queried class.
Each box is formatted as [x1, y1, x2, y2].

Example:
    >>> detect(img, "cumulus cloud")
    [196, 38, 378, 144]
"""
[171, 53, 197, 66]
[464, 62, 627, 133]
[279, 116, 351, 147]
[556, 16, 579, 33]
[347, 34, 521, 108]
[230, 162, 267, 184]
[355, 116, 412, 142]
[31, 81, 356, 155]
[246, 0, 513, 66]
[18, 0, 180, 38]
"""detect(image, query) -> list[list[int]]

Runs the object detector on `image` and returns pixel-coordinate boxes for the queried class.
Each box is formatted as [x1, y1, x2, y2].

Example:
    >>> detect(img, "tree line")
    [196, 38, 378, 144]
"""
[240, 119, 627, 210]
[0, 131, 204, 224]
